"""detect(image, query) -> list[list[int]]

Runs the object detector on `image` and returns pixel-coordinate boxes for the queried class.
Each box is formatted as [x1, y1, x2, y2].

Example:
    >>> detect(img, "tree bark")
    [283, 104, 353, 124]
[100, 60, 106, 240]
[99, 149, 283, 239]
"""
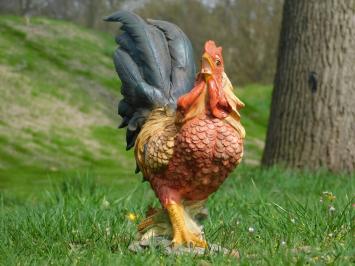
[262, 0, 355, 172]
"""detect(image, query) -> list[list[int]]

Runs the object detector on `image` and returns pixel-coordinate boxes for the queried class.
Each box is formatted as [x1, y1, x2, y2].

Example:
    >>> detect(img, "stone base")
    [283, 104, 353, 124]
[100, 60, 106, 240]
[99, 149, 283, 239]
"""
[128, 236, 240, 258]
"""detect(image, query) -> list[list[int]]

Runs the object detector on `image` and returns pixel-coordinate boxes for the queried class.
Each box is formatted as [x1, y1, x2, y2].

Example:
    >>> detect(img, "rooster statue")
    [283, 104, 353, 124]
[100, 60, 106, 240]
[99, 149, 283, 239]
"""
[105, 11, 245, 248]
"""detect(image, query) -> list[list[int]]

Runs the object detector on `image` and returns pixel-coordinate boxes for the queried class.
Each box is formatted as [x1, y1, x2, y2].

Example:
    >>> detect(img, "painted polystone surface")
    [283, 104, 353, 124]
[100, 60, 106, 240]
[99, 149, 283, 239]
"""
[106, 11, 245, 249]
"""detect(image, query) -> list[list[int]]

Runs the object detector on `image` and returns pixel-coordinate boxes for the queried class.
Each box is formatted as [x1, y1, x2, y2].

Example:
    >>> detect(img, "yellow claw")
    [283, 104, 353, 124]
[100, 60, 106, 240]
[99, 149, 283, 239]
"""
[172, 232, 208, 248]
[167, 202, 207, 248]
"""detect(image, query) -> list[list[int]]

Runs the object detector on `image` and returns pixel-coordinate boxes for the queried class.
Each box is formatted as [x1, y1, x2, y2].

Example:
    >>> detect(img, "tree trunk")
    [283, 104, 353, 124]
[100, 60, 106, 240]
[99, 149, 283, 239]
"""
[262, 0, 355, 172]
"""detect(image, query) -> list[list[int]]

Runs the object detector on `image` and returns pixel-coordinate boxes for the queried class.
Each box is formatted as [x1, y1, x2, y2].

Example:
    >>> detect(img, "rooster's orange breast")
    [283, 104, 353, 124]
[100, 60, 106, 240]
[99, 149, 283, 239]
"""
[151, 112, 244, 202]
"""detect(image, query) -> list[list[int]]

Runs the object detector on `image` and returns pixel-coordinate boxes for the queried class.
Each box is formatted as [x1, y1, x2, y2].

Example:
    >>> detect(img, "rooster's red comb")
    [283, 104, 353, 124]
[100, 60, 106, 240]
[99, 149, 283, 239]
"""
[204, 40, 222, 56]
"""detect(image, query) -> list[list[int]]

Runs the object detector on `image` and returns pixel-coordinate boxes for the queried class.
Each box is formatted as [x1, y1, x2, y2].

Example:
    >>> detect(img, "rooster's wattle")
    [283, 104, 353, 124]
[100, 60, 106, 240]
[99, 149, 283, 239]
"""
[106, 11, 245, 247]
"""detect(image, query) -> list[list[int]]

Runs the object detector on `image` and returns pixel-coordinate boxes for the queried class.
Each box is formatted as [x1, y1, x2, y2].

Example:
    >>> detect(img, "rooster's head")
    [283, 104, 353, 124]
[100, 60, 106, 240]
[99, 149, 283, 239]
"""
[177, 40, 244, 134]
[201, 40, 224, 82]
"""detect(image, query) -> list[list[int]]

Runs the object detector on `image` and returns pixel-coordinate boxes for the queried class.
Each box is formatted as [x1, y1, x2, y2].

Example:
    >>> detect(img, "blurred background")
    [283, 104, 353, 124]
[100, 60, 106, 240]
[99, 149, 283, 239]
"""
[0, 0, 282, 197]
[0, 0, 283, 85]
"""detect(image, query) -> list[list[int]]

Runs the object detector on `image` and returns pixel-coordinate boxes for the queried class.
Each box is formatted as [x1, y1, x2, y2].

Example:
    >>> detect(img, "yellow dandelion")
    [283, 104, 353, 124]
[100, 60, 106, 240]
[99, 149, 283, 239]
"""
[127, 212, 137, 221]
[327, 194, 336, 201]
[322, 191, 336, 201]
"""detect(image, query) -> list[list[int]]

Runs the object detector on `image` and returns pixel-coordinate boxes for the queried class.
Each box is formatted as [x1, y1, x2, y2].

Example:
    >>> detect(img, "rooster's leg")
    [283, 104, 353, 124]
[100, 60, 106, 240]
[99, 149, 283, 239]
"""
[166, 202, 207, 248]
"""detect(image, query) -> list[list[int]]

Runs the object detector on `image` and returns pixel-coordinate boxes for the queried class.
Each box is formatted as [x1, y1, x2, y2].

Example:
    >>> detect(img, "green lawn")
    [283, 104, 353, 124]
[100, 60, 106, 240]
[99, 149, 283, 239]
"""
[0, 15, 353, 265]
[1, 167, 353, 265]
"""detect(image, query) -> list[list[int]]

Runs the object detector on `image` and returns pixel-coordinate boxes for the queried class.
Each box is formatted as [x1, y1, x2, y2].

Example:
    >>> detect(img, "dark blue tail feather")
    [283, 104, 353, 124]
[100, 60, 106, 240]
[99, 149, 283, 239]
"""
[105, 11, 196, 150]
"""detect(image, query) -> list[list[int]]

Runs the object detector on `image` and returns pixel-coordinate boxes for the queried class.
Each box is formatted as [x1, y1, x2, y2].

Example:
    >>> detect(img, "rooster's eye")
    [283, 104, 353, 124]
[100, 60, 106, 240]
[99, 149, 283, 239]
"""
[215, 59, 221, 66]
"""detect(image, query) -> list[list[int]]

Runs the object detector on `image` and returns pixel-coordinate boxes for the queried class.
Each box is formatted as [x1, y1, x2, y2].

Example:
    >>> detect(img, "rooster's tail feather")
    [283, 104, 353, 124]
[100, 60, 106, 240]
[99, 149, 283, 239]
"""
[105, 11, 196, 150]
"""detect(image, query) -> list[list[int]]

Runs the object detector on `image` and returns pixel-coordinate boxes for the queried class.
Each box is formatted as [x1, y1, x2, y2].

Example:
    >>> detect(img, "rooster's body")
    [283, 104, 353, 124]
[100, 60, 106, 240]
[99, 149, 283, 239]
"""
[137, 103, 244, 204]
[106, 11, 245, 248]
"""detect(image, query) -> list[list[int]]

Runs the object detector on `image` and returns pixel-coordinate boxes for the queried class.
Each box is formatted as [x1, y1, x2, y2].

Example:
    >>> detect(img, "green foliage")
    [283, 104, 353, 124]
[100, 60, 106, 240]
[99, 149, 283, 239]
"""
[0, 167, 353, 265]
[237, 84, 272, 164]
[0, 15, 129, 195]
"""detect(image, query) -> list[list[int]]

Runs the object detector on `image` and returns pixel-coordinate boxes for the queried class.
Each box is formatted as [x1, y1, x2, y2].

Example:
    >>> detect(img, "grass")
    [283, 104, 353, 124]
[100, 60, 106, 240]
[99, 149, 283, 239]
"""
[0, 167, 353, 265]
[0, 15, 133, 196]
[0, 15, 353, 265]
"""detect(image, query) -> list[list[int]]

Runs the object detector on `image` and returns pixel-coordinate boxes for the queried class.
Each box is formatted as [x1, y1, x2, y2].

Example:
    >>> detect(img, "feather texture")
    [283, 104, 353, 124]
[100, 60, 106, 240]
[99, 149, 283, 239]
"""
[148, 19, 196, 103]
[105, 11, 196, 151]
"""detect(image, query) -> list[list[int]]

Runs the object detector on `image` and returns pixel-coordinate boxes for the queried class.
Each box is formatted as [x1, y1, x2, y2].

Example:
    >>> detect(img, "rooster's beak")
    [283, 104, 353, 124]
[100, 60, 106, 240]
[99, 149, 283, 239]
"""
[201, 53, 213, 78]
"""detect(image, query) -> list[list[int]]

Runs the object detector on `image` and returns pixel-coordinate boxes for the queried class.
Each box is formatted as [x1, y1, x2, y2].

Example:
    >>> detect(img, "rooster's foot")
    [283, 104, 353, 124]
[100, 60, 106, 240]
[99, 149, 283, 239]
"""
[167, 202, 207, 248]
[171, 230, 207, 248]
